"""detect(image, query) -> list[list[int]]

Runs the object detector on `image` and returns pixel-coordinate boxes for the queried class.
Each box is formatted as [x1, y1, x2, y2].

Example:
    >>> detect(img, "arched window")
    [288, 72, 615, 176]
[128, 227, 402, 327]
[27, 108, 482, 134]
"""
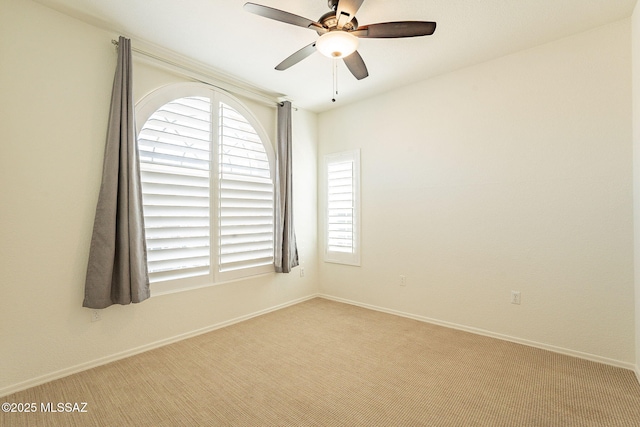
[136, 83, 275, 292]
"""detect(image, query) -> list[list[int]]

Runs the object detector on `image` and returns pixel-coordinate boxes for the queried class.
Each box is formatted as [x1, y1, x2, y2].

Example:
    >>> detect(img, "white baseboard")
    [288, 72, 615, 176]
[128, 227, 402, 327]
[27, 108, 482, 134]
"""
[0, 294, 319, 398]
[4, 293, 636, 397]
[318, 294, 638, 373]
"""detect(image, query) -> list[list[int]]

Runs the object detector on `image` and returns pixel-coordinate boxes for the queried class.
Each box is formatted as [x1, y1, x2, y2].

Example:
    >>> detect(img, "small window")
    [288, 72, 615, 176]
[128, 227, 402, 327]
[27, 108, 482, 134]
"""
[324, 149, 361, 266]
[136, 83, 275, 293]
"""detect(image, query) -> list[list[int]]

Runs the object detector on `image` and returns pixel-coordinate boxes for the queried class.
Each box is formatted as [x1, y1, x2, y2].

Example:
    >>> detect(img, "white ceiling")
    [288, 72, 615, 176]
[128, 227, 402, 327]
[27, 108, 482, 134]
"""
[35, 0, 637, 112]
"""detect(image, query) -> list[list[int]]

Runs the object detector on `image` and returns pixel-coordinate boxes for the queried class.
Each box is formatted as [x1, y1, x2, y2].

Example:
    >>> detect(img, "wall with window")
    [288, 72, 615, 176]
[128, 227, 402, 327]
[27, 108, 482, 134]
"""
[0, 0, 318, 395]
[318, 19, 635, 366]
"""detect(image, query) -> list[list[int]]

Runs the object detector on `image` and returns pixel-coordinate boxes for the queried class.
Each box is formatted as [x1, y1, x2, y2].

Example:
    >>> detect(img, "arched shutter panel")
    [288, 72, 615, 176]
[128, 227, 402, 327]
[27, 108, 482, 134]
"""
[218, 103, 274, 272]
[138, 96, 212, 282]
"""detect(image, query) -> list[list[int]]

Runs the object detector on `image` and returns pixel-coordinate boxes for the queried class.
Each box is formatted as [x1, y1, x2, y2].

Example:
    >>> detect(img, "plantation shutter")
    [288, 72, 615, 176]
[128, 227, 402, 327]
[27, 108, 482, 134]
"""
[138, 96, 212, 283]
[136, 87, 276, 288]
[218, 102, 274, 273]
[327, 160, 355, 253]
[325, 149, 360, 266]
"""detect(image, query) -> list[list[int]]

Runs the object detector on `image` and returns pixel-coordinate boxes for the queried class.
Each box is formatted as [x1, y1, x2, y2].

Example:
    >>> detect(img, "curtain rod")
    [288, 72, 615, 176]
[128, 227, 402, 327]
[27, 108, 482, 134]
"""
[111, 39, 297, 110]
[277, 101, 299, 111]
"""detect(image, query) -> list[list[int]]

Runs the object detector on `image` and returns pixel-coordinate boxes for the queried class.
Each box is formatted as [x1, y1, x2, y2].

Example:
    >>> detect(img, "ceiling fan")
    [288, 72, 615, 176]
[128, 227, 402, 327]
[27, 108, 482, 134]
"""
[244, 0, 437, 80]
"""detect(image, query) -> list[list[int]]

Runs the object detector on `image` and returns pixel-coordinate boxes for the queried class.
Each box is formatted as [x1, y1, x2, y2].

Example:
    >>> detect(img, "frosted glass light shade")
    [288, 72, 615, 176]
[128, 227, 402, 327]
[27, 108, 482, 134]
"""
[316, 31, 359, 58]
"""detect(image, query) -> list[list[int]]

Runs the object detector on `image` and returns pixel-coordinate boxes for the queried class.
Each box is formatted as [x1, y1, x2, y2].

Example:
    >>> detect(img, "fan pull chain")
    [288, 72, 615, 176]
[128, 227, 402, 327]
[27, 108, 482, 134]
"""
[332, 59, 338, 103]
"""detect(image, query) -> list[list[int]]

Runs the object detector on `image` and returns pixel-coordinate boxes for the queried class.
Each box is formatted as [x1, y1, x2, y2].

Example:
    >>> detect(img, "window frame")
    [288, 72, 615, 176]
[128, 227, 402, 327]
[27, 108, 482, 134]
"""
[323, 149, 361, 266]
[135, 82, 276, 295]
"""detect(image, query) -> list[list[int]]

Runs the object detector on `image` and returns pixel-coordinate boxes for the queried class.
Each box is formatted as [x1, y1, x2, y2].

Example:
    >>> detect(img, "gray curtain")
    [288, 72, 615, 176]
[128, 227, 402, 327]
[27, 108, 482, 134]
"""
[274, 101, 299, 273]
[83, 36, 150, 309]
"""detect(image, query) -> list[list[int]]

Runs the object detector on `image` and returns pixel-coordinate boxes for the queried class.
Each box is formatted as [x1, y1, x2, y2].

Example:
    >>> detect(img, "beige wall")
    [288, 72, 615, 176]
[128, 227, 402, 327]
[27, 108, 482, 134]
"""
[318, 19, 634, 366]
[0, 0, 318, 395]
[633, 1, 640, 381]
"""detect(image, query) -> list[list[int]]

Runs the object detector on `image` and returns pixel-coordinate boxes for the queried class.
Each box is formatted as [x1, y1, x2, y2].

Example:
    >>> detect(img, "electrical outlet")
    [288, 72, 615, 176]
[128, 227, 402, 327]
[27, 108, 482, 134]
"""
[299, 267, 305, 278]
[91, 310, 101, 322]
[510, 291, 521, 305]
[399, 275, 406, 286]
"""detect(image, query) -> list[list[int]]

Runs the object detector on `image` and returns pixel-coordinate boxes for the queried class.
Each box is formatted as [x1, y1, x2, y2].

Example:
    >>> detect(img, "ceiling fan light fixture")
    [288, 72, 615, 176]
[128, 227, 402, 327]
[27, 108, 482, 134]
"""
[316, 30, 359, 58]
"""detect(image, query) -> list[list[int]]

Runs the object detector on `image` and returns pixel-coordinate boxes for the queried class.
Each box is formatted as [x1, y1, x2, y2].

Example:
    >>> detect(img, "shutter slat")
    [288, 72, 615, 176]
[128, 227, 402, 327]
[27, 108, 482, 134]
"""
[145, 216, 210, 228]
[146, 236, 210, 250]
[144, 194, 209, 207]
[148, 109, 210, 129]
[220, 232, 273, 245]
[138, 137, 210, 157]
[143, 205, 209, 217]
[142, 170, 208, 187]
[144, 119, 210, 141]
[145, 226, 209, 239]
[150, 266, 210, 282]
[165, 97, 211, 113]
[220, 224, 274, 235]
[220, 188, 274, 201]
[220, 180, 273, 192]
[139, 130, 209, 151]
[221, 152, 270, 169]
[142, 182, 209, 197]
[220, 240, 274, 255]
[221, 207, 273, 216]
[148, 256, 210, 272]
[328, 201, 353, 210]
[139, 150, 210, 170]
[147, 246, 210, 262]
[328, 224, 353, 231]
[221, 163, 271, 178]
[221, 175, 272, 186]
[221, 134, 265, 150]
[220, 199, 274, 209]
[218, 257, 273, 273]
[220, 250, 274, 265]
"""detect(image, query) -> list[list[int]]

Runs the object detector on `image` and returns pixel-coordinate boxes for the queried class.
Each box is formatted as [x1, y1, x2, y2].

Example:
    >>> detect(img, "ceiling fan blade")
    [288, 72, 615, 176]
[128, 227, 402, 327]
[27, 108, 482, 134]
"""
[343, 50, 368, 80]
[335, 0, 365, 29]
[352, 21, 437, 38]
[244, 3, 324, 31]
[275, 42, 317, 71]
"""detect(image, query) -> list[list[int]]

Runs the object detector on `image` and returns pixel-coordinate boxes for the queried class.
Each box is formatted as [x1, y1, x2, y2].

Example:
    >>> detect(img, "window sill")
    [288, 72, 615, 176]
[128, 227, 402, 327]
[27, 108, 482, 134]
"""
[150, 270, 276, 298]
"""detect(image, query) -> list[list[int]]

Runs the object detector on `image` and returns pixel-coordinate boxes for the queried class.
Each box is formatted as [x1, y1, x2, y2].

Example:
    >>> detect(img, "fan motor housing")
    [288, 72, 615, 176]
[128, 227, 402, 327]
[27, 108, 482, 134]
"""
[318, 11, 358, 34]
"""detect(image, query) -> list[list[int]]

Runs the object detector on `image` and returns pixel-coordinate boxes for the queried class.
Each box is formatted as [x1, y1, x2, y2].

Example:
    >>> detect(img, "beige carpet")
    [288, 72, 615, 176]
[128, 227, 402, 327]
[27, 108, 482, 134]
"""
[2, 298, 640, 426]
